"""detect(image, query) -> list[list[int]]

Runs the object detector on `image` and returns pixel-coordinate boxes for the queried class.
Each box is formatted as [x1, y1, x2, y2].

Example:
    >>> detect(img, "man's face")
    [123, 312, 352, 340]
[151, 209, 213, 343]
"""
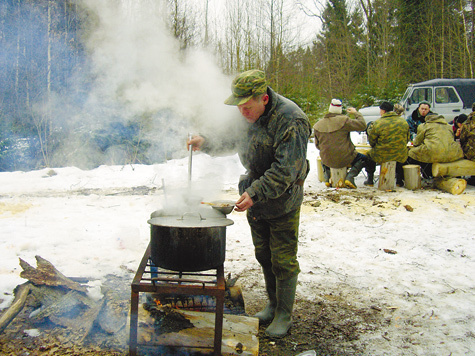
[237, 95, 269, 123]
[418, 104, 430, 117]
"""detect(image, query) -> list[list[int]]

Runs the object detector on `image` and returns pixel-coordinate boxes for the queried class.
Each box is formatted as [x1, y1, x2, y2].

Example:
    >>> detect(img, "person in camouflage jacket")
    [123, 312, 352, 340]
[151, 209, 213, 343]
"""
[364, 101, 410, 186]
[188, 69, 311, 339]
[408, 114, 463, 177]
[460, 105, 475, 161]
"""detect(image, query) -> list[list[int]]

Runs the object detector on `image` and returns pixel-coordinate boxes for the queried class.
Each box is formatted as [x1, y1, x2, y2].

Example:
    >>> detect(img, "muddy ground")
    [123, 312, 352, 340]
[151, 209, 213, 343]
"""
[0, 279, 385, 356]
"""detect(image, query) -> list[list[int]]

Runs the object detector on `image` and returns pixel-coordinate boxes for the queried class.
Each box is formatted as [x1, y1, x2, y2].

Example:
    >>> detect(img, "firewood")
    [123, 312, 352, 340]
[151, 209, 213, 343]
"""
[97, 288, 128, 334]
[19, 256, 87, 293]
[0, 283, 30, 334]
[31, 289, 96, 324]
[378, 161, 396, 191]
[434, 177, 467, 195]
[432, 159, 475, 177]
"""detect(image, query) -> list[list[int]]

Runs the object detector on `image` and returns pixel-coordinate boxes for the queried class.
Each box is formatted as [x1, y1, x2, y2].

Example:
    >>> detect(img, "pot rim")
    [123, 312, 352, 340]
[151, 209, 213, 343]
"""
[148, 212, 234, 228]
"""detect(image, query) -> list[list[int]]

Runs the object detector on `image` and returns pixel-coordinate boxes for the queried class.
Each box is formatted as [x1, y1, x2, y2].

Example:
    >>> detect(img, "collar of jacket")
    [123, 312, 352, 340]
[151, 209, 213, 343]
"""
[425, 114, 448, 124]
[313, 113, 346, 132]
[255, 87, 277, 126]
[381, 111, 400, 119]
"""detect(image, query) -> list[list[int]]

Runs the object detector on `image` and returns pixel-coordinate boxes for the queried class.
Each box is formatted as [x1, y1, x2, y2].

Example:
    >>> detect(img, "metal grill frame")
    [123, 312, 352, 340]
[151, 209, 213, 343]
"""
[129, 243, 225, 356]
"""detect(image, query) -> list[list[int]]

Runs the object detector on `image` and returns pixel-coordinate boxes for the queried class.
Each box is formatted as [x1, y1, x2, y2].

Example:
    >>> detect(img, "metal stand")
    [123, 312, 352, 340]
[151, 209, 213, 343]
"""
[129, 244, 225, 356]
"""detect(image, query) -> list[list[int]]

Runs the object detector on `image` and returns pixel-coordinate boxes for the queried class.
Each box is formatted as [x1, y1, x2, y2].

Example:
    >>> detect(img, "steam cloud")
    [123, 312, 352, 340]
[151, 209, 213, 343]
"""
[55, 0, 240, 169]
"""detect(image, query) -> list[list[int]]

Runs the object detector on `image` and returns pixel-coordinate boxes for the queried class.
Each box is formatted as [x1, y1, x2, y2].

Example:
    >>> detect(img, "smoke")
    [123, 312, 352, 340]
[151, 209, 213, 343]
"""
[34, 0, 240, 172]
[80, 0, 237, 143]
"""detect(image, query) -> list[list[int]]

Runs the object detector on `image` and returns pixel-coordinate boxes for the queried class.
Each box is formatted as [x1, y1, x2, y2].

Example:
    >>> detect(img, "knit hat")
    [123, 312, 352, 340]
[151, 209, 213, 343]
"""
[328, 99, 342, 114]
[379, 101, 394, 112]
[419, 101, 431, 108]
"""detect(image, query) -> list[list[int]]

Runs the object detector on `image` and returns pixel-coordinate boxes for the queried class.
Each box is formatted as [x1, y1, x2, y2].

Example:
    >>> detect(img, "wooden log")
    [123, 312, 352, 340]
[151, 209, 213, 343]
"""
[19, 256, 87, 293]
[0, 283, 30, 334]
[432, 159, 475, 177]
[330, 167, 347, 188]
[434, 177, 467, 195]
[378, 161, 396, 191]
[317, 156, 324, 182]
[403, 164, 421, 190]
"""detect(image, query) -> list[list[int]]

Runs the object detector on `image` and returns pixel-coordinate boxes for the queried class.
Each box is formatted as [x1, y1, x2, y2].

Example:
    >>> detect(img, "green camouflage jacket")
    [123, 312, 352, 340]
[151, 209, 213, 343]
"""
[367, 111, 410, 163]
[460, 112, 475, 161]
[408, 114, 463, 163]
[204, 88, 311, 220]
[242, 88, 311, 219]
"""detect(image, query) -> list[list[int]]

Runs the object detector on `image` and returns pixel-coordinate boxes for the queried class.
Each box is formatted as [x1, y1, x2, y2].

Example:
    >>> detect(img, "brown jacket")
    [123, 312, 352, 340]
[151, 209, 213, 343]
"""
[313, 112, 366, 168]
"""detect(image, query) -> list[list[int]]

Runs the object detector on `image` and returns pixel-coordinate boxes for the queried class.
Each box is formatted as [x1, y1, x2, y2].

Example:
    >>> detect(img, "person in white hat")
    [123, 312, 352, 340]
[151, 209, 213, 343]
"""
[313, 99, 367, 188]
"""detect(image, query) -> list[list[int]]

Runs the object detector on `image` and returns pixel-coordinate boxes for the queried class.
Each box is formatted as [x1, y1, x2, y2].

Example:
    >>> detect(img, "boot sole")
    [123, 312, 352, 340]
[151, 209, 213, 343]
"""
[344, 180, 357, 189]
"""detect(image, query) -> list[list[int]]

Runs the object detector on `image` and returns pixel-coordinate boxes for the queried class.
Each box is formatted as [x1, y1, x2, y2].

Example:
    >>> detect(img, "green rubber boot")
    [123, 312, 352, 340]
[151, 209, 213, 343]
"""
[254, 267, 277, 324]
[265, 275, 298, 338]
[345, 160, 364, 189]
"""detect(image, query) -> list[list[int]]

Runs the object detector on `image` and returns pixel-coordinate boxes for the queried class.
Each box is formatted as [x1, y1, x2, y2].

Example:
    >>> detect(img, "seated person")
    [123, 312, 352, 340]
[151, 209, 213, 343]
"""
[364, 101, 410, 187]
[450, 114, 467, 140]
[406, 101, 432, 136]
[314, 99, 367, 188]
[460, 109, 475, 161]
[407, 113, 464, 178]
[394, 103, 404, 117]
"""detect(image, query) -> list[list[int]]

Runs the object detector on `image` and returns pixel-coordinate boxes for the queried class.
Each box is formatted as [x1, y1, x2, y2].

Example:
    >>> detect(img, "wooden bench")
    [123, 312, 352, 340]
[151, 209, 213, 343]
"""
[432, 159, 475, 177]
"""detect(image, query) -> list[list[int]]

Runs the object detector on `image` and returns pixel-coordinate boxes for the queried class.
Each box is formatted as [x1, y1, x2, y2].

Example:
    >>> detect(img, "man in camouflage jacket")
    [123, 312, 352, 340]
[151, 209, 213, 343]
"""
[189, 69, 311, 339]
[460, 104, 475, 161]
[365, 101, 410, 186]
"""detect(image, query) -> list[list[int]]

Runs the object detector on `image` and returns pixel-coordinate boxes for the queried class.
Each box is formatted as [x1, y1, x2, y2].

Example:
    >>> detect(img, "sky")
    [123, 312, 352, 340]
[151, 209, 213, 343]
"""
[0, 135, 474, 354]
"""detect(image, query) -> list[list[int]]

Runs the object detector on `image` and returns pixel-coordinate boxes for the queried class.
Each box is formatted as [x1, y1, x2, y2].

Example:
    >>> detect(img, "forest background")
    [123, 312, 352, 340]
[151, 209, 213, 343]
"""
[1, 0, 474, 172]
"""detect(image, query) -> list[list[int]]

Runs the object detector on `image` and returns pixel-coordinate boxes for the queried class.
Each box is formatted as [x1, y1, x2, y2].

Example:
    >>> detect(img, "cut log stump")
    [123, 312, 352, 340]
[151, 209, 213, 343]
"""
[403, 164, 421, 190]
[434, 177, 467, 195]
[378, 161, 396, 191]
[432, 159, 475, 177]
[330, 167, 347, 188]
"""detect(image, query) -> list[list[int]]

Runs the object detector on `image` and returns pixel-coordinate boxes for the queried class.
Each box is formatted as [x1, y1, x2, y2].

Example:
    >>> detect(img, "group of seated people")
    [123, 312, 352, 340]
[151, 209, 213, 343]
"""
[314, 99, 475, 188]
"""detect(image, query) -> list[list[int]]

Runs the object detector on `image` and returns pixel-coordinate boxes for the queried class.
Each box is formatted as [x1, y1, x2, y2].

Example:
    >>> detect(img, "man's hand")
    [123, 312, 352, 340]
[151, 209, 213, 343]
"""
[187, 135, 205, 151]
[347, 107, 357, 114]
[235, 192, 254, 212]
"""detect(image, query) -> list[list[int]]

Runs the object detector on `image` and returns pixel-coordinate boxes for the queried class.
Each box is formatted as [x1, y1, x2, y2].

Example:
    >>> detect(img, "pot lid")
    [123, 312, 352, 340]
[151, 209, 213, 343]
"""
[148, 213, 234, 228]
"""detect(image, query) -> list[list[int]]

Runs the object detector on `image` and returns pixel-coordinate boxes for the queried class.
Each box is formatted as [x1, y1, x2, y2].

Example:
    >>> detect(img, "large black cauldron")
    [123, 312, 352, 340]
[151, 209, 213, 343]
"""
[148, 212, 234, 272]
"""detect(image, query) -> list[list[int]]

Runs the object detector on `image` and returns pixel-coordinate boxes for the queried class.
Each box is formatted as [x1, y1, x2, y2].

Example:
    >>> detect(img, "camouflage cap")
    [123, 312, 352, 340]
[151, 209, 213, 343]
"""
[224, 69, 268, 106]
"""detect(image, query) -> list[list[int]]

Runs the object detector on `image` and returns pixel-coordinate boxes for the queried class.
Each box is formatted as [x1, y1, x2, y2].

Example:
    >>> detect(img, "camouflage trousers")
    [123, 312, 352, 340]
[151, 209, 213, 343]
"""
[247, 208, 301, 281]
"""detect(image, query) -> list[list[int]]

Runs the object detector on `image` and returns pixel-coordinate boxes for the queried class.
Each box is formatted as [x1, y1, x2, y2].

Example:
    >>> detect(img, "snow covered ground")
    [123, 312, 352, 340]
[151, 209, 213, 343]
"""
[0, 140, 474, 355]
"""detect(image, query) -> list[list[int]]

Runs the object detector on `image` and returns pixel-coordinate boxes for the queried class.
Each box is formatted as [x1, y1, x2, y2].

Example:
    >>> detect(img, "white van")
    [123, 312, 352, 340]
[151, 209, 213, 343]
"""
[359, 78, 475, 123]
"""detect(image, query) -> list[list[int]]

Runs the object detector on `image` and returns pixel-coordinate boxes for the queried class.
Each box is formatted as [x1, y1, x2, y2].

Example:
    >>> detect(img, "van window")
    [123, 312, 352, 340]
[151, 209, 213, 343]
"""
[408, 87, 432, 105]
[435, 87, 459, 103]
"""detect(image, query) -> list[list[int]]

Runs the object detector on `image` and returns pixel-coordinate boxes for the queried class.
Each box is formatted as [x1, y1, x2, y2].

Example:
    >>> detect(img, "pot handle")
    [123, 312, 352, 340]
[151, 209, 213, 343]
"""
[179, 212, 206, 221]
